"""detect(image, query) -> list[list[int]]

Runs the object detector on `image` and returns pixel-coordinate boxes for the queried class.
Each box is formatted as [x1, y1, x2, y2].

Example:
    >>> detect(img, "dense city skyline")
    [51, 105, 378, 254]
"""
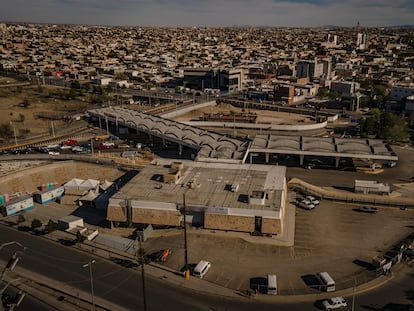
[1, 0, 414, 28]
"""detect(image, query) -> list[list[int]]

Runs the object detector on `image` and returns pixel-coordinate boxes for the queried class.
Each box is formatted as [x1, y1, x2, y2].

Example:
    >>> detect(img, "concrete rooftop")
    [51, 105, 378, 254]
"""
[112, 162, 286, 214]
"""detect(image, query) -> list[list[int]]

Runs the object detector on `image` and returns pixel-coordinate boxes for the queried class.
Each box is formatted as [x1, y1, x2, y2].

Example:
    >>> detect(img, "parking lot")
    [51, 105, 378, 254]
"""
[143, 199, 414, 295]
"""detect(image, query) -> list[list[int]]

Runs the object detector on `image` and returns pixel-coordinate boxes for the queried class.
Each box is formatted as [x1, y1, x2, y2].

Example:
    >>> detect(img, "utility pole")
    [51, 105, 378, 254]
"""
[0, 242, 26, 309]
[183, 193, 190, 279]
[13, 126, 17, 146]
[82, 260, 96, 311]
[138, 237, 147, 311]
[351, 277, 356, 311]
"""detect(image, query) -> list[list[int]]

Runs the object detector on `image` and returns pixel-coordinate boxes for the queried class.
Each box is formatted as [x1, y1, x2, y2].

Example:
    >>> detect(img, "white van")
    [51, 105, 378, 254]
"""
[193, 260, 211, 279]
[316, 272, 335, 292]
[267, 274, 278, 295]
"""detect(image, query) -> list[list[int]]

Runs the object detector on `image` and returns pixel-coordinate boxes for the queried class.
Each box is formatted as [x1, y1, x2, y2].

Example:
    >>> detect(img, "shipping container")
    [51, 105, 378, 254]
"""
[1, 195, 34, 217]
[33, 186, 64, 204]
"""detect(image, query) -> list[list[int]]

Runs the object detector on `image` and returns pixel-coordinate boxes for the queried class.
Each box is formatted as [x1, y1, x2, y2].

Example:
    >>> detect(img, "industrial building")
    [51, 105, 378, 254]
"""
[183, 68, 243, 93]
[107, 161, 287, 236]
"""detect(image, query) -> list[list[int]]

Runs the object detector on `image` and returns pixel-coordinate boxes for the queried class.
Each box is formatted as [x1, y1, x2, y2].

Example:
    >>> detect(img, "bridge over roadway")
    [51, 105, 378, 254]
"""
[87, 107, 398, 167]
[88, 106, 249, 163]
[248, 134, 398, 167]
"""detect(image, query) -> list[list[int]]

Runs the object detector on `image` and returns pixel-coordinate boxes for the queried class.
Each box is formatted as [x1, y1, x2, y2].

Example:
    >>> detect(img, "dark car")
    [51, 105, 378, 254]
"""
[354, 206, 378, 213]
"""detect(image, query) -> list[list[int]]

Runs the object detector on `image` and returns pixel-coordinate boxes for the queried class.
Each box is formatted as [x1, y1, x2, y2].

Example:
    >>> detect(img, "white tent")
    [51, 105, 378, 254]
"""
[100, 180, 113, 191]
[64, 178, 85, 190]
[79, 179, 100, 191]
[80, 190, 99, 201]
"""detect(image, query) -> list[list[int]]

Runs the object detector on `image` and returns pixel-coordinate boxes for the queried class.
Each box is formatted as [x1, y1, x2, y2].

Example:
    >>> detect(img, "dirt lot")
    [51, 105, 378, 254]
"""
[0, 78, 93, 139]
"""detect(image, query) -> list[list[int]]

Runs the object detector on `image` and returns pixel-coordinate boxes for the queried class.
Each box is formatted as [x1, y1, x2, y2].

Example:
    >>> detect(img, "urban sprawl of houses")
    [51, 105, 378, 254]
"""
[0, 23, 414, 112]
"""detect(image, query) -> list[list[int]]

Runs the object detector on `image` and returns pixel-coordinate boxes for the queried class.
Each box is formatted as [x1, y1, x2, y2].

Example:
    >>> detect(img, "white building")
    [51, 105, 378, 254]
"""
[356, 33, 368, 50]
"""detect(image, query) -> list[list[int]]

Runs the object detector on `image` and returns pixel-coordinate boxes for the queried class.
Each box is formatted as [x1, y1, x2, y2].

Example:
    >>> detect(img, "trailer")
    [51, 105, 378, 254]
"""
[355, 180, 390, 195]
[1, 195, 34, 217]
[33, 186, 64, 204]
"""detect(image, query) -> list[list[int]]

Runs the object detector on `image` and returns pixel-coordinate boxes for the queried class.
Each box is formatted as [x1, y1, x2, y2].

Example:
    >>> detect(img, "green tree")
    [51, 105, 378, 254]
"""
[31, 218, 42, 230]
[107, 50, 119, 58]
[76, 231, 86, 243]
[379, 112, 410, 143]
[46, 219, 58, 233]
[17, 214, 25, 224]
[0, 123, 13, 141]
[362, 109, 410, 142]
[362, 108, 382, 137]
[115, 73, 129, 81]
[70, 80, 81, 89]
[317, 87, 329, 98]
[68, 88, 77, 99]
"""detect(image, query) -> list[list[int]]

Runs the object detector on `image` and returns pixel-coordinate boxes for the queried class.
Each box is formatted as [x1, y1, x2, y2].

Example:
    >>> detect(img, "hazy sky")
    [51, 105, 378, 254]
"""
[1, 0, 414, 27]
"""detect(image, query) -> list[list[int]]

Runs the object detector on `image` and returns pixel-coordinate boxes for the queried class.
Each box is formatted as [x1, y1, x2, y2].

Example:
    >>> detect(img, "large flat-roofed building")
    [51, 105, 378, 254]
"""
[107, 161, 287, 235]
[183, 68, 243, 93]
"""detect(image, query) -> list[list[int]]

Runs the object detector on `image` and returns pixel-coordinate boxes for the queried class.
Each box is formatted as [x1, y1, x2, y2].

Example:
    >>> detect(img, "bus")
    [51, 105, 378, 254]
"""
[267, 274, 278, 295]
[316, 272, 336, 292]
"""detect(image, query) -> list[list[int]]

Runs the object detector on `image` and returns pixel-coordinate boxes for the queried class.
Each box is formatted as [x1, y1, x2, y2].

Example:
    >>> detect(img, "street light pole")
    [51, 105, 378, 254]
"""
[183, 193, 189, 279]
[351, 277, 356, 311]
[138, 237, 147, 311]
[82, 259, 96, 311]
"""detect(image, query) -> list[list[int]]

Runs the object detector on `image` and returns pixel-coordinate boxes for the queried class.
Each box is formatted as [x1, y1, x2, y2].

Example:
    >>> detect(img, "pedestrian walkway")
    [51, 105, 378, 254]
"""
[288, 177, 414, 207]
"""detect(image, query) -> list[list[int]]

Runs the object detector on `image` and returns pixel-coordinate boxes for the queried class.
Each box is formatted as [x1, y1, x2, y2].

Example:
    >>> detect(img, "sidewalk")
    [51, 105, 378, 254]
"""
[4, 266, 130, 311]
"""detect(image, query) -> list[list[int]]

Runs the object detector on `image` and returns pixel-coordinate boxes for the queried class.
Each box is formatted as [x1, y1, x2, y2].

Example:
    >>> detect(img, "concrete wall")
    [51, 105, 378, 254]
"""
[131, 208, 181, 226]
[184, 120, 328, 131]
[261, 218, 282, 235]
[160, 101, 217, 119]
[204, 213, 255, 232]
[0, 160, 123, 195]
[107, 205, 127, 222]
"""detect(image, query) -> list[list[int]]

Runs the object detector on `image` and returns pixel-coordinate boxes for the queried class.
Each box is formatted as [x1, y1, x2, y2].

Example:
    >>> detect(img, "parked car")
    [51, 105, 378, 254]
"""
[97, 144, 110, 150]
[63, 139, 77, 145]
[371, 163, 382, 170]
[71, 146, 84, 153]
[48, 151, 60, 155]
[388, 161, 396, 168]
[102, 141, 115, 147]
[354, 206, 378, 213]
[117, 144, 131, 149]
[306, 195, 320, 205]
[299, 199, 315, 210]
[321, 296, 347, 310]
[60, 145, 72, 150]
[47, 144, 59, 149]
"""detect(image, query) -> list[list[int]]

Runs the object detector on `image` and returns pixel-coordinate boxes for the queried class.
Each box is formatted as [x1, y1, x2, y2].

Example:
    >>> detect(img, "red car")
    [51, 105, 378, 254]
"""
[97, 144, 110, 150]
[63, 139, 77, 146]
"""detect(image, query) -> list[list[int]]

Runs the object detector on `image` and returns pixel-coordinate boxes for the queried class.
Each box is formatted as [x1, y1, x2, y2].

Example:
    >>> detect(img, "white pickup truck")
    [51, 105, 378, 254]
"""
[321, 297, 347, 310]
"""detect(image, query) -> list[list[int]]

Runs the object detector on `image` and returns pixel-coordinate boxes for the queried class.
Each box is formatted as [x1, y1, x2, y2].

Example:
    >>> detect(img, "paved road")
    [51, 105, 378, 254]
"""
[0, 225, 413, 311]
[354, 265, 414, 310]
[1, 286, 56, 311]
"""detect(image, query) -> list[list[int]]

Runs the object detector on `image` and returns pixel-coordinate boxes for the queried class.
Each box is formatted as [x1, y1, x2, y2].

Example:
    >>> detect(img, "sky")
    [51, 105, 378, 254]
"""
[1, 0, 414, 28]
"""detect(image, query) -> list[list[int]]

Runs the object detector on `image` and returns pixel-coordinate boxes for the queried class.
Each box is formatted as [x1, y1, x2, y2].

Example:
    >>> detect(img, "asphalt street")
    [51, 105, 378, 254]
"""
[0, 225, 413, 311]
